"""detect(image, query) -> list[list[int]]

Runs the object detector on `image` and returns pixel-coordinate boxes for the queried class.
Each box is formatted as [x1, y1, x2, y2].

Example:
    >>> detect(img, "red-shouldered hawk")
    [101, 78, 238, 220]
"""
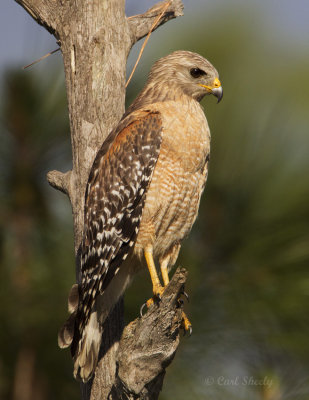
[58, 50, 223, 382]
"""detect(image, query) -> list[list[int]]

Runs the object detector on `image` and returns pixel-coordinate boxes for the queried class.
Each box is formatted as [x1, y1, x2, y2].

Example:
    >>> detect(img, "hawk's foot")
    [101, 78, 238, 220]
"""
[140, 285, 165, 317]
[181, 311, 192, 335]
[146, 285, 165, 307]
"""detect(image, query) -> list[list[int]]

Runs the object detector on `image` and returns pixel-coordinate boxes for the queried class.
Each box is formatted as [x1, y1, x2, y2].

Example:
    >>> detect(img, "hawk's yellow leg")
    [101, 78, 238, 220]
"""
[144, 250, 192, 333]
[145, 249, 164, 302]
[160, 257, 170, 287]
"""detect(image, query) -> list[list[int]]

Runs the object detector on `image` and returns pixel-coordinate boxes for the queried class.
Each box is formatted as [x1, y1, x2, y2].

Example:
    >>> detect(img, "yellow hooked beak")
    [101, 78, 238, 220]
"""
[199, 78, 223, 103]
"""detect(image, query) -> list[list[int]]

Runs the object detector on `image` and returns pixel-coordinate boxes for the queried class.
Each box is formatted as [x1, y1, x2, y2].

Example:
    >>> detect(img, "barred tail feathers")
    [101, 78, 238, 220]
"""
[58, 284, 102, 382]
[58, 262, 134, 382]
[73, 311, 102, 382]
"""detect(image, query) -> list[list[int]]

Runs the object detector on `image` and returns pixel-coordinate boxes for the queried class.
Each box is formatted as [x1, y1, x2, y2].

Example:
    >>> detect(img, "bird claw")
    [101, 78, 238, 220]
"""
[181, 290, 190, 303]
[140, 302, 147, 317]
[140, 289, 163, 317]
[183, 324, 193, 337]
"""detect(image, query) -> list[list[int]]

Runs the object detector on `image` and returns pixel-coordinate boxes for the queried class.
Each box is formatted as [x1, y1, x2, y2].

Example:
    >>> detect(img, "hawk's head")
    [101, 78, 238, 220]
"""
[148, 50, 223, 103]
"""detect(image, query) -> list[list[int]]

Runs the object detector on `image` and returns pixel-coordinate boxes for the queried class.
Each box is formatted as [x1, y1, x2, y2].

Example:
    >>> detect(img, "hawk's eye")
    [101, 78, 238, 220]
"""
[190, 68, 207, 78]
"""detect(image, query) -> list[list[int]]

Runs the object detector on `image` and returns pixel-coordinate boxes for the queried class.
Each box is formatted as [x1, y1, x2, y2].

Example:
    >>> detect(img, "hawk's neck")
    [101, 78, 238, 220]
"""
[125, 84, 196, 117]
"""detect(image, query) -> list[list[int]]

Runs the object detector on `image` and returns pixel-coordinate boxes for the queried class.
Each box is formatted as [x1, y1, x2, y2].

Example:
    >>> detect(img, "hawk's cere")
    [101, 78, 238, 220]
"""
[58, 50, 223, 382]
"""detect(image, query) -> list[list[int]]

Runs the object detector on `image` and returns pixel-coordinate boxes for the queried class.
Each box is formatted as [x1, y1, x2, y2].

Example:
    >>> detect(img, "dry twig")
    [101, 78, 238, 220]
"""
[22, 48, 60, 69]
[126, 1, 172, 88]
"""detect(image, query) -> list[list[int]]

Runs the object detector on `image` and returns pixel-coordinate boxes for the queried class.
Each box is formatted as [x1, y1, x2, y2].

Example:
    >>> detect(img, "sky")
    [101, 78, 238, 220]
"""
[1, 0, 309, 76]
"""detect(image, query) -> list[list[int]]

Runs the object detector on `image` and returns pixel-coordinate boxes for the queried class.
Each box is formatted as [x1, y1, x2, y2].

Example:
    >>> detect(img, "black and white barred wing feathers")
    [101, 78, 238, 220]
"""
[80, 111, 162, 327]
[58, 110, 163, 381]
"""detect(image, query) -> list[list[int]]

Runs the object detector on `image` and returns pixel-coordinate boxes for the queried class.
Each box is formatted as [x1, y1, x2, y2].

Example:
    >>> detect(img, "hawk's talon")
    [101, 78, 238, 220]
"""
[140, 286, 165, 318]
[181, 290, 190, 303]
[183, 324, 193, 337]
[140, 302, 147, 317]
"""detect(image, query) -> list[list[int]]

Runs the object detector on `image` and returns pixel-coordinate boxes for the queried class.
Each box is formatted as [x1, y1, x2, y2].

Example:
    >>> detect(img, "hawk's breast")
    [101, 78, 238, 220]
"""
[134, 98, 210, 259]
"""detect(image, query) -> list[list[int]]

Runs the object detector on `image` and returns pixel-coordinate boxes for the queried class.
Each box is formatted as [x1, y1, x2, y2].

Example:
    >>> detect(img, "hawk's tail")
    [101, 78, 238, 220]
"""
[72, 310, 102, 382]
[58, 284, 102, 383]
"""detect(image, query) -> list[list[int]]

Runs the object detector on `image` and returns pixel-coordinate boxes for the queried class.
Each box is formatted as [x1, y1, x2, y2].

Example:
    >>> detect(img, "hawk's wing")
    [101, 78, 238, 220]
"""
[79, 110, 163, 332]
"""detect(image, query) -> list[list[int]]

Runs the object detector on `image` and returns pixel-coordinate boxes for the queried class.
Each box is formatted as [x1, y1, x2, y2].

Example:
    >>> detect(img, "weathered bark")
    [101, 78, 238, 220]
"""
[14, 0, 184, 398]
[109, 269, 187, 400]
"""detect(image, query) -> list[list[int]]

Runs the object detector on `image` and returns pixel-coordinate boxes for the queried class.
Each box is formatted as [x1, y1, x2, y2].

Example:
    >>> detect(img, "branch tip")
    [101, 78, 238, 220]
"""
[128, 0, 184, 46]
[112, 267, 188, 398]
[47, 170, 71, 196]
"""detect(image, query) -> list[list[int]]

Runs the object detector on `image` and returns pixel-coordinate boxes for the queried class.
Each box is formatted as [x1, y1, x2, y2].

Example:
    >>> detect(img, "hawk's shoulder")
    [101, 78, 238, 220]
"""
[89, 109, 162, 178]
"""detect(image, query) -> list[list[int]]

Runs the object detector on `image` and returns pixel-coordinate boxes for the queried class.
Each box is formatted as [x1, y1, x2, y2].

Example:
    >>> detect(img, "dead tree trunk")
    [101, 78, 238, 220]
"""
[14, 0, 185, 398]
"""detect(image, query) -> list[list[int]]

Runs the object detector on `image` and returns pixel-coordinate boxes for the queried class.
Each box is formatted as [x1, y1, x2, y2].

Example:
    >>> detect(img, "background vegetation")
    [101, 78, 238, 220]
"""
[0, 1, 308, 399]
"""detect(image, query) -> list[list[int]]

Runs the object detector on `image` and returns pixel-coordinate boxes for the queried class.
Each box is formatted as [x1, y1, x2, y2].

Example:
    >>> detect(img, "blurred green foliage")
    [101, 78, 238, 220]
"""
[0, 69, 78, 399]
[1, 2, 309, 399]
